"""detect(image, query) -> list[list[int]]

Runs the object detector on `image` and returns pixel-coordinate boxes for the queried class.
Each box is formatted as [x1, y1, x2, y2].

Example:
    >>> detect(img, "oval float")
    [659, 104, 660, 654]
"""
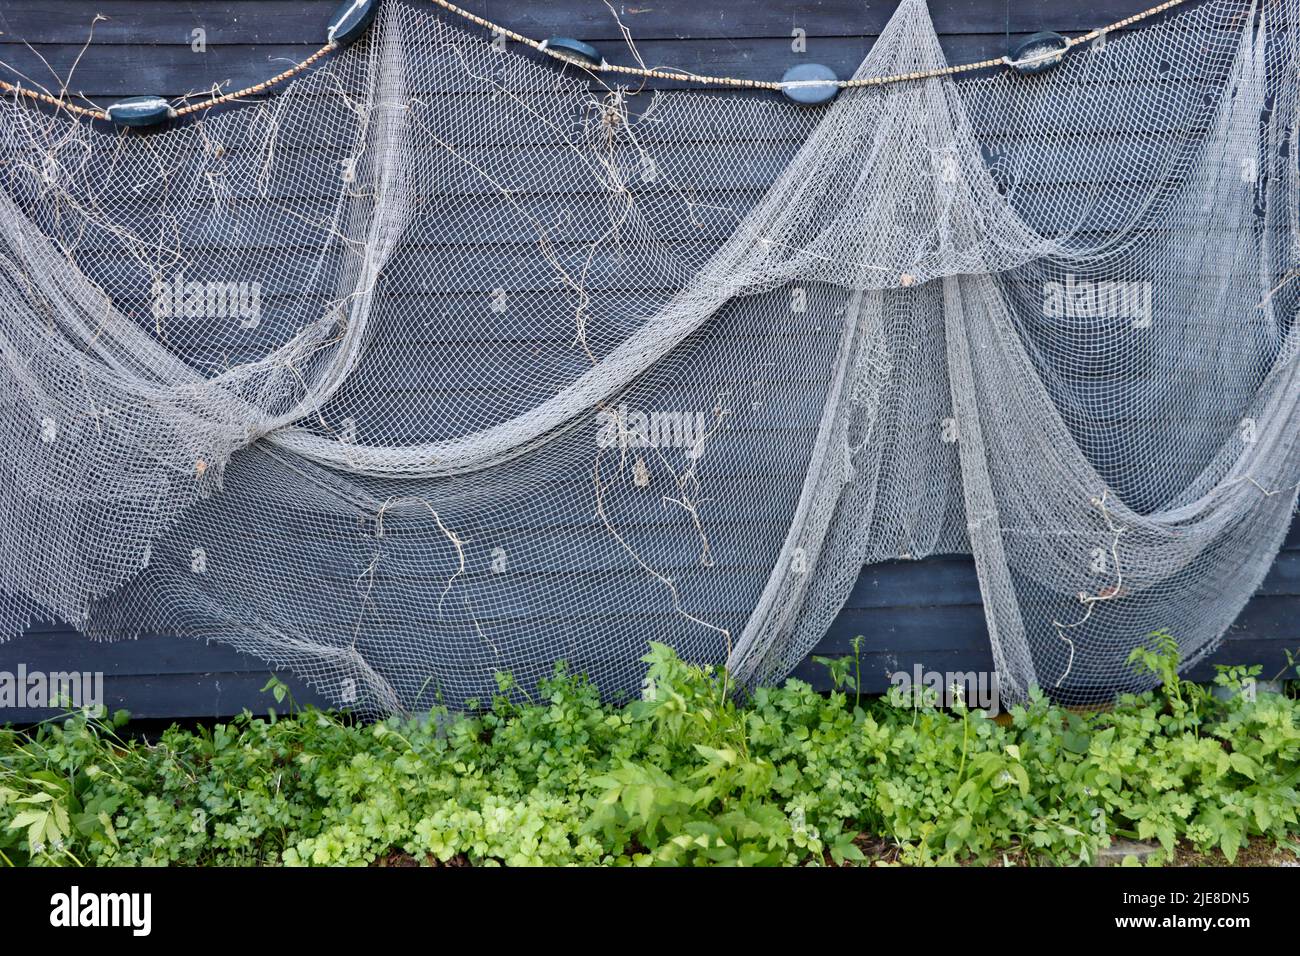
[105, 96, 175, 128]
[544, 37, 602, 69]
[1008, 31, 1069, 75]
[328, 0, 378, 46]
[781, 63, 839, 105]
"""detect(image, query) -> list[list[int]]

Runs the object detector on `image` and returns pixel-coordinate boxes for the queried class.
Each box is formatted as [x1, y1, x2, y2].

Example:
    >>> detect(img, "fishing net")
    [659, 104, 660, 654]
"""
[0, 0, 1296, 711]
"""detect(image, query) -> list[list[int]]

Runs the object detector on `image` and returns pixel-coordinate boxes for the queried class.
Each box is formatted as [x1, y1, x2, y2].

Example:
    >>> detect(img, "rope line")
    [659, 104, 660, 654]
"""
[0, 79, 105, 120]
[172, 43, 337, 117]
[427, 0, 1192, 89]
[0, 41, 336, 122]
[0, 0, 1194, 122]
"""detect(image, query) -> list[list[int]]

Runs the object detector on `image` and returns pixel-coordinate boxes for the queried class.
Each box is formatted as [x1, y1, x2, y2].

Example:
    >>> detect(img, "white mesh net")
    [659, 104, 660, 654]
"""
[0, 0, 1296, 711]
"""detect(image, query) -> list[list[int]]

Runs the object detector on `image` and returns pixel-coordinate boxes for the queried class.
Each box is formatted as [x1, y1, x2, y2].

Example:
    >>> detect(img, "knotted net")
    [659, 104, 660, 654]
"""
[0, 0, 1296, 710]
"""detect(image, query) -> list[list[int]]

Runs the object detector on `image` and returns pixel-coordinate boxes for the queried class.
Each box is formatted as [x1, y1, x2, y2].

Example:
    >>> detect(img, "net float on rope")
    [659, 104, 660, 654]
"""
[105, 96, 175, 127]
[328, 0, 378, 46]
[1007, 31, 1070, 74]
[780, 63, 839, 105]
[542, 37, 603, 69]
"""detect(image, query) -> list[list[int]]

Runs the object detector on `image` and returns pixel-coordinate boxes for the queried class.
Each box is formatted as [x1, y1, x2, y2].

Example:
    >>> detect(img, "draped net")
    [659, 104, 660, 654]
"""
[0, 0, 1296, 711]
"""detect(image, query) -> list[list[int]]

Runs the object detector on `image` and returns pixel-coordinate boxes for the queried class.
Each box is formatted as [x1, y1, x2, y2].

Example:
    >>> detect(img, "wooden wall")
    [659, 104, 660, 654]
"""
[0, 0, 1295, 720]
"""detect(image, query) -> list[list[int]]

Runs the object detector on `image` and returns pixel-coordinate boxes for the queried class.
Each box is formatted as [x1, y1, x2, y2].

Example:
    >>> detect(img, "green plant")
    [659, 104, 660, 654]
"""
[1127, 628, 1212, 734]
[813, 634, 864, 710]
[0, 639, 1296, 867]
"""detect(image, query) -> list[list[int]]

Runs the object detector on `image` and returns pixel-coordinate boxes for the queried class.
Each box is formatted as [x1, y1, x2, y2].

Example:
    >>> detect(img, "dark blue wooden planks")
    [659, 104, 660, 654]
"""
[0, 0, 1295, 720]
[0, 1, 1210, 45]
